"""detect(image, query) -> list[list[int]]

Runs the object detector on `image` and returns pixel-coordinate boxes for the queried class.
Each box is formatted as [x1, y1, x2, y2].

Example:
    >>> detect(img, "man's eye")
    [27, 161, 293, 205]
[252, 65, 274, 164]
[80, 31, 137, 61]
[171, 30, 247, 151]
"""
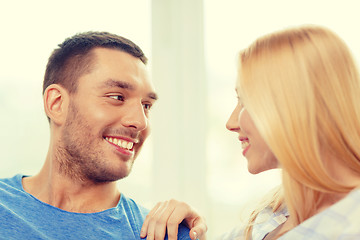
[109, 95, 124, 101]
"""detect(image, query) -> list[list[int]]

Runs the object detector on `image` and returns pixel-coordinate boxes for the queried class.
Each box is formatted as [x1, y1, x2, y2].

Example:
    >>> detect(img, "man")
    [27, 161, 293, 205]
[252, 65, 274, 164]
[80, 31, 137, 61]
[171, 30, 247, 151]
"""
[0, 32, 191, 239]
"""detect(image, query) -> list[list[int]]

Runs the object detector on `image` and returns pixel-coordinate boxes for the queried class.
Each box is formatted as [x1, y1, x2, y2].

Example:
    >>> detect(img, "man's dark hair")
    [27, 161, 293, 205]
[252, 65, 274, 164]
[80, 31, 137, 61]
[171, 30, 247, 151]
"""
[43, 31, 147, 94]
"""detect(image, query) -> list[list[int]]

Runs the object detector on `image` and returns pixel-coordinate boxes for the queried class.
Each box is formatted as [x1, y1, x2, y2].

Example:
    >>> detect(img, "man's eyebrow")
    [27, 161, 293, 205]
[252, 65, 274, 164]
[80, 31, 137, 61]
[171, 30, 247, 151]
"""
[101, 79, 135, 90]
[102, 79, 158, 100]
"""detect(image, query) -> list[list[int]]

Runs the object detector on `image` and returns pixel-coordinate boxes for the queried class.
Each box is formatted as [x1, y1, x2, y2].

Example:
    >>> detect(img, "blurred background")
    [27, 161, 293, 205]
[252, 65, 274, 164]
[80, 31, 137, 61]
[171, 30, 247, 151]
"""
[1, 0, 359, 238]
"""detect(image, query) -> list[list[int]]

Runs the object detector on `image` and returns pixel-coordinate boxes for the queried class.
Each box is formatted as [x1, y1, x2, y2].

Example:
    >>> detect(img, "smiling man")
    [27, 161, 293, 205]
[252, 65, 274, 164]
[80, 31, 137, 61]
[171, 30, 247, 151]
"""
[0, 32, 191, 239]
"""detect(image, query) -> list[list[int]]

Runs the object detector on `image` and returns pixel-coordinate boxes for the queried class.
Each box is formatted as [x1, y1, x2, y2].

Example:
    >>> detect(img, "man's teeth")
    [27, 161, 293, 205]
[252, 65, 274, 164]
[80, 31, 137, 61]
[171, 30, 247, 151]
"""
[241, 141, 250, 150]
[105, 137, 134, 150]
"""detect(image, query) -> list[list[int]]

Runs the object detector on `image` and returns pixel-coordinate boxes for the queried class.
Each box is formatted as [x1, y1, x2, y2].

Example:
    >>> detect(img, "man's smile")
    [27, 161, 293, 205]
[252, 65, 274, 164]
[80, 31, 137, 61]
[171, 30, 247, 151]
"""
[105, 136, 137, 151]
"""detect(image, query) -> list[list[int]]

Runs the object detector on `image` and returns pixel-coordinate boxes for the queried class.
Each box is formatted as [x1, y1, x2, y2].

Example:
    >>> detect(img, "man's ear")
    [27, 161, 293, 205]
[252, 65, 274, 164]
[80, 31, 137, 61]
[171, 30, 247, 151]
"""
[43, 84, 69, 125]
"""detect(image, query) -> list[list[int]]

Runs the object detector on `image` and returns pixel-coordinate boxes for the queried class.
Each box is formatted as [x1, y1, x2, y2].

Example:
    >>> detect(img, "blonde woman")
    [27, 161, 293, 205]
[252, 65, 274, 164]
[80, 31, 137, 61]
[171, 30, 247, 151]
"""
[142, 25, 360, 240]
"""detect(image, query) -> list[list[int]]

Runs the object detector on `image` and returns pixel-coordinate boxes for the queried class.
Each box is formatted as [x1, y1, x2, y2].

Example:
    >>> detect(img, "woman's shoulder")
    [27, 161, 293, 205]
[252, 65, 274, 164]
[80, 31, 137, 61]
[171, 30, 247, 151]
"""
[280, 188, 360, 239]
[217, 206, 288, 240]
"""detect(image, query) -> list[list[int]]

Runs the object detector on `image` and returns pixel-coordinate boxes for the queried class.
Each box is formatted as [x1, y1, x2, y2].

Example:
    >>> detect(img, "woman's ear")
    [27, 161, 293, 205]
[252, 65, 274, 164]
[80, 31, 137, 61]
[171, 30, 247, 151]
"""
[43, 84, 69, 125]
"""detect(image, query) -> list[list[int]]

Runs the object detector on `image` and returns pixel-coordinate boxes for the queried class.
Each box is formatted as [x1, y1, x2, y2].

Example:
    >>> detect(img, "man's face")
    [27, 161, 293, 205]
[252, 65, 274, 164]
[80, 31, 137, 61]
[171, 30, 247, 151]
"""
[59, 48, 157, 183]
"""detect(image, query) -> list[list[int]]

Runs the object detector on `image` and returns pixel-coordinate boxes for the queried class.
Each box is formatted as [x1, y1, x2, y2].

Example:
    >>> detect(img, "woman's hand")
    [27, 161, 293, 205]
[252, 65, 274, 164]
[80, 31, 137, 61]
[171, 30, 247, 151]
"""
[140, 199, 207, 240]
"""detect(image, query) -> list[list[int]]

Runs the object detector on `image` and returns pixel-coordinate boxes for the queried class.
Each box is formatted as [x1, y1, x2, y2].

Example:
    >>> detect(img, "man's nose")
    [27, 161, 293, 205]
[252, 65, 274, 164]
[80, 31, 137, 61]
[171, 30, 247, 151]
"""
[121, 103, 148, 131]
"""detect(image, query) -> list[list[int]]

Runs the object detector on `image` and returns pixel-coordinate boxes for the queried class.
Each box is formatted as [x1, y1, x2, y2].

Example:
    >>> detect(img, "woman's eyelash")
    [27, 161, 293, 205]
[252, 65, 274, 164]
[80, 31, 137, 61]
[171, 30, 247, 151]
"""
[143, 103, 152, 110]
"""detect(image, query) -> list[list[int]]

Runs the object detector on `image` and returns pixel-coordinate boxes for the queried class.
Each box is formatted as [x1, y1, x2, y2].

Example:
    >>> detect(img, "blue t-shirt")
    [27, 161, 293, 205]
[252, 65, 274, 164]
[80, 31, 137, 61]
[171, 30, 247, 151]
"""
[0, 175, 191, 239]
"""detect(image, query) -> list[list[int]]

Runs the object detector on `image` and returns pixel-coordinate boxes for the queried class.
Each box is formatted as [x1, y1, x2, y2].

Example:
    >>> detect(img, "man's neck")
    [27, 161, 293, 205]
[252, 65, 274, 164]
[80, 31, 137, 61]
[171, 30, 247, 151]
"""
[22, 164, 121, 213]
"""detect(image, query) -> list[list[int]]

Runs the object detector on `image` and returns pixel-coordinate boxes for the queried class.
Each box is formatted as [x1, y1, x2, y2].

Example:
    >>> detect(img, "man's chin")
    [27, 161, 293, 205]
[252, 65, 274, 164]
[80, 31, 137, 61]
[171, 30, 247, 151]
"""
[86, 169, 132, 183]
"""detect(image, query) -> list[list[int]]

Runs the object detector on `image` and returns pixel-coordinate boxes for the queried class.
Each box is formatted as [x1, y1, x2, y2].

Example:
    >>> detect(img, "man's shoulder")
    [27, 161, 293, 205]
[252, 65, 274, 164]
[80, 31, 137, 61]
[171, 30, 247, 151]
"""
[0, 174, 23, 191]
[176, 223, 191, 240]
[117, 194, 150, 236]
[119, 194, 150, 218]
[0, 174, 29, 210]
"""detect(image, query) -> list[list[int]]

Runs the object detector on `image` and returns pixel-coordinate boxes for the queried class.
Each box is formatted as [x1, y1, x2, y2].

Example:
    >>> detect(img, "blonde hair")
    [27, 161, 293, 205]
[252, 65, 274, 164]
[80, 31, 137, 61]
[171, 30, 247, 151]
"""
[239, 25, 360, 238]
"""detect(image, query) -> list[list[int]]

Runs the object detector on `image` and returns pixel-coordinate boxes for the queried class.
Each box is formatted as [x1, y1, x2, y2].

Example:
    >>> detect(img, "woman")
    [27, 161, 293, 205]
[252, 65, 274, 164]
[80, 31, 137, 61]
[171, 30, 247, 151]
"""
[142, 25, 360, 239]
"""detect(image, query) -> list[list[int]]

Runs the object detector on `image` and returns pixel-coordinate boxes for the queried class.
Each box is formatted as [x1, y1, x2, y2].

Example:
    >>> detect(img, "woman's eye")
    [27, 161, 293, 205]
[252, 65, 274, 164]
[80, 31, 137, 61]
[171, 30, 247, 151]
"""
[109, 95, 124, 101]
[143, 103, 152, 111]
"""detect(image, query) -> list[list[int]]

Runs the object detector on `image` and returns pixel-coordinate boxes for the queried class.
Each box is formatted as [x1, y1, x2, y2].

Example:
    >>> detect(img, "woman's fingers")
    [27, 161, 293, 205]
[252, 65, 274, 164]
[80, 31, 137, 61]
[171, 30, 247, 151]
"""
[141, 202, 162, 238]
[166, 200, 207, 240]
[141, 201, 176, 240]
[189, 216, 208, 240]
[141, 199, 207, 240]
